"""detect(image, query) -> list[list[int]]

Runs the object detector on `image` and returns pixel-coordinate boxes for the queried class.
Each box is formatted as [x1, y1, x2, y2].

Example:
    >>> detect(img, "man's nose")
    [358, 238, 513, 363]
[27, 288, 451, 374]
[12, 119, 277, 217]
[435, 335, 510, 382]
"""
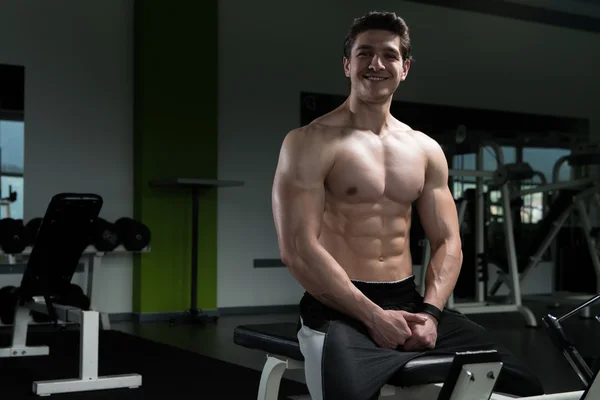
[369, 55, 385, 71]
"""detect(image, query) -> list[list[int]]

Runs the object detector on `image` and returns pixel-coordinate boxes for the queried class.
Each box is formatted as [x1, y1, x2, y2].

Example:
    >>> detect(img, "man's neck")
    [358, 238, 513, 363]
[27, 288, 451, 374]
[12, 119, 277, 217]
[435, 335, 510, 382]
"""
[344, 94, 394, 135]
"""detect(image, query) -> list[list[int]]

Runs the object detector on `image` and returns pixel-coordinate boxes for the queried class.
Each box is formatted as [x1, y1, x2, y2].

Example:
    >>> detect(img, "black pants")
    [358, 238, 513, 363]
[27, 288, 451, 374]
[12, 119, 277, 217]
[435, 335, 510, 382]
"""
[297, 276, 545, 400]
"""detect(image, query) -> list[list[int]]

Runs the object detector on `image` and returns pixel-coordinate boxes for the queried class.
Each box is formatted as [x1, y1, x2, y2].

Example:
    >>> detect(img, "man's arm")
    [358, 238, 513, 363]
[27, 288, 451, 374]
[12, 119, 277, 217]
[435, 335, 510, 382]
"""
[415, 140, 463, 312]
[272, 127, 383, 328]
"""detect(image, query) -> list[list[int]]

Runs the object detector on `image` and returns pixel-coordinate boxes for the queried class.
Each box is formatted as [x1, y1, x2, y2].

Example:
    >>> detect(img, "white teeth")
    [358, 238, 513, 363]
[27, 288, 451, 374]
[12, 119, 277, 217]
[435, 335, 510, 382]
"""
[365, 76, 385, 81]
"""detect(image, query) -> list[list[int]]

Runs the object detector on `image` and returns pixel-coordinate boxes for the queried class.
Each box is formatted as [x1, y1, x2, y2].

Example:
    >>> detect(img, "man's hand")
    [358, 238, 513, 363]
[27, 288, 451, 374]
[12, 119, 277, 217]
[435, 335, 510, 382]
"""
[367, 309, 428, 349]
[403, 313, 438, 351]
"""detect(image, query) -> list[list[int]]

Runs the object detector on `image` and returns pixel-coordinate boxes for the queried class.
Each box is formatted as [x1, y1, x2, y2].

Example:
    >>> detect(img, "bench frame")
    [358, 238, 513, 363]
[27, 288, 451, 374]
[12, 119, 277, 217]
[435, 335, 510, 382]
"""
[256, 353, 587, 400]
[0, 298, 142, 396]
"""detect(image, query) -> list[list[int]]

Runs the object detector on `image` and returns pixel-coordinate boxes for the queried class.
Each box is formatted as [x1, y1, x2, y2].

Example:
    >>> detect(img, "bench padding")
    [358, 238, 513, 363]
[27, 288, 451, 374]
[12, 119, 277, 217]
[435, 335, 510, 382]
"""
[233, 322, 457, 387]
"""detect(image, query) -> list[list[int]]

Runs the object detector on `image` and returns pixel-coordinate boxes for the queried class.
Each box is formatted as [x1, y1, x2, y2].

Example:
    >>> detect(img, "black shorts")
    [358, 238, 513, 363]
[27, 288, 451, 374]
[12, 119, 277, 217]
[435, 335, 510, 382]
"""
[297, 276, 545, 400]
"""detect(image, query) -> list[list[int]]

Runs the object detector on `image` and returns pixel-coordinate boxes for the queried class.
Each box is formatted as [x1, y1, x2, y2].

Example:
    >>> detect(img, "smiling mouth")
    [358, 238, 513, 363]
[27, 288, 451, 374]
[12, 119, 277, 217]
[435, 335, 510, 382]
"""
[364, 76, 388, 81]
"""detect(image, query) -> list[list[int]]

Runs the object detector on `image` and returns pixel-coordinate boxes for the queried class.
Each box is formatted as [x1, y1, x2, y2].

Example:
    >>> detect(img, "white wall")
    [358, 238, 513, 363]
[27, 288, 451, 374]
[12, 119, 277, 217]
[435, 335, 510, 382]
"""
[217, 0, 600, 308]
[0, 1, 134, 313]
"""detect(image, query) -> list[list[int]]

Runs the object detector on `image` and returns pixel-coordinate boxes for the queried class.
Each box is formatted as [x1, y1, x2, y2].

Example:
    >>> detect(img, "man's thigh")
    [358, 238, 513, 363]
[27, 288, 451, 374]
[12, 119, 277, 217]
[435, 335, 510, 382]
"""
[298, 318, 418, 400]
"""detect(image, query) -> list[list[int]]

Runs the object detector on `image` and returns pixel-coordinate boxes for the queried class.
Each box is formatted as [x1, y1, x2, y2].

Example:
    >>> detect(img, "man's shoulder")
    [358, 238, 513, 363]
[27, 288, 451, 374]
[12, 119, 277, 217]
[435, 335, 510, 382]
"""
[286, 120, 345, 144]
[407, 129, 444, 153]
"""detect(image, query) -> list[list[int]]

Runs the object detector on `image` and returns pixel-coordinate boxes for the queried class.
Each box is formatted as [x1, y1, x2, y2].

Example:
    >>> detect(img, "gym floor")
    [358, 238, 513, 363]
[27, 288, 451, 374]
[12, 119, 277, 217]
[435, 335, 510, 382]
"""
[111, 299, 600, 396]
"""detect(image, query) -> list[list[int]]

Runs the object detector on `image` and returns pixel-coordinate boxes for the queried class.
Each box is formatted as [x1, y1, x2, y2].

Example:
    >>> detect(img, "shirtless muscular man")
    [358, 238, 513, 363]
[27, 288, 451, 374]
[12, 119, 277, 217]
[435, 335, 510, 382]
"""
[272, 11, 544, 400]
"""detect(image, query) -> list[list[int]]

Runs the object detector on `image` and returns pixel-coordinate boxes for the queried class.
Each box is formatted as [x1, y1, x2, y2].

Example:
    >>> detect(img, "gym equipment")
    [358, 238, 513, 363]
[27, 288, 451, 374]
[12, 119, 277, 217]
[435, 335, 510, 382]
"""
[490, 149, 600, 317]
[0, 185, 17, 218]
[0, 193, 142, 396]
[114, 217, 149, 251]
[543, 293, 600, 389]
[442, 141, 539, 327]
[92, 217, 121, 251]
[0, 285, 19, 324]
[25, 217, 43, 245]
[490, 180, 600, 293]
[233, 321, 599, 399]
[148, 178, 243, 325]
[0, 217, 28, 253]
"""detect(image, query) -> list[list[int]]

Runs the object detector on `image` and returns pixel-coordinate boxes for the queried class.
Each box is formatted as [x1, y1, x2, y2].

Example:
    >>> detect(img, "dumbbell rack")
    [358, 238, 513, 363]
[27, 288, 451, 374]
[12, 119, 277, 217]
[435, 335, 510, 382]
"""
[0, 245, 150, 330]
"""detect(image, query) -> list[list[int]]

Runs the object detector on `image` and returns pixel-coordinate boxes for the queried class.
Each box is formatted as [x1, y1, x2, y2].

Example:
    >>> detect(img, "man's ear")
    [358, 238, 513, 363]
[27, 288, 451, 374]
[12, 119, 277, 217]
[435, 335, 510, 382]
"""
[343, 57, 350, 77]
[401, 59, 411, 81]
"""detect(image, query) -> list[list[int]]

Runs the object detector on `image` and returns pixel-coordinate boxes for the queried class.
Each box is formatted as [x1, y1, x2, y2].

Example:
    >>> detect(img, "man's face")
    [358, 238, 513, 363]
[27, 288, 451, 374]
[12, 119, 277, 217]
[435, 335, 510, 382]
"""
[343, 30, 410, 103]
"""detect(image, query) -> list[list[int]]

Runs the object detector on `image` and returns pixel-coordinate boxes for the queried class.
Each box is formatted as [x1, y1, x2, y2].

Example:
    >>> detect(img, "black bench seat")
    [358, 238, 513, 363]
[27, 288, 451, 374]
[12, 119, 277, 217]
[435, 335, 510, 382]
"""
[233, 322, 457, 388]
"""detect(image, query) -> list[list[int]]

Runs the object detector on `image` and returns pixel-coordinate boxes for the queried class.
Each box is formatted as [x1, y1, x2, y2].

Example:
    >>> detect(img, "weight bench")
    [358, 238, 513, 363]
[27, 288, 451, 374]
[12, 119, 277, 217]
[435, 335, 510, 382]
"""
[0, 193, 142, 396]
[234, 322, 591, 400]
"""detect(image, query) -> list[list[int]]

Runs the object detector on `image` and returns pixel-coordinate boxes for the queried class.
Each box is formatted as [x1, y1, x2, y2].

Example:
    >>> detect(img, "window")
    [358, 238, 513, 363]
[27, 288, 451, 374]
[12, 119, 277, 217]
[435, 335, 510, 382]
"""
[0, 119, 24, 220]
[522, 147, 572, 183]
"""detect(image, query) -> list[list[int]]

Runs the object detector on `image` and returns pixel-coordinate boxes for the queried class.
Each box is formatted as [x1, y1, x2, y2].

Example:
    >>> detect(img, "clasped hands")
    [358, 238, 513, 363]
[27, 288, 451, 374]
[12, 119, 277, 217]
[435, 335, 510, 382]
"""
[368, 309, 438, 352]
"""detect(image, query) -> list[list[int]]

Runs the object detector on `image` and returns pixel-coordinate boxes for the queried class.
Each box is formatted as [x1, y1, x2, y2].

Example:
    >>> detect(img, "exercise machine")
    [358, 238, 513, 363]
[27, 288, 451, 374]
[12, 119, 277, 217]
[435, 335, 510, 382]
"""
[490, 147, 600, 318]
[233, 300, 600, 400]
[0, 193, 142, 396]
[428, 140, 539, 327]
[0, 185, 17, 218]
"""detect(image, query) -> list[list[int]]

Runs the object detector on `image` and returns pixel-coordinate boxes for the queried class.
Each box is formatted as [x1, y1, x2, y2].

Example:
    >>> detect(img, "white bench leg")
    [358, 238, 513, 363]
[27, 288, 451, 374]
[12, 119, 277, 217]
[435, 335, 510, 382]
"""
[32, 309, 142, 396]
[0, 305, 50, 358]
[258, 355, 303, 400]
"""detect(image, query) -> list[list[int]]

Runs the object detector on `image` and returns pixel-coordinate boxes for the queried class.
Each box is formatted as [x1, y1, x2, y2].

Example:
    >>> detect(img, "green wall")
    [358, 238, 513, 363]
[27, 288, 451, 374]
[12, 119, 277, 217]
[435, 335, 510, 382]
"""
[132, 0, 218, 314]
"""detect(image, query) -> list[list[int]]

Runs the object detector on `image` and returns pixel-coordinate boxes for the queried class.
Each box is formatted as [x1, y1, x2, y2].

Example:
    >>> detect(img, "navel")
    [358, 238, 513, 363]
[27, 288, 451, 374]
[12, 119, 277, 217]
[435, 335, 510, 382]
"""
[346, 187, 358, 196]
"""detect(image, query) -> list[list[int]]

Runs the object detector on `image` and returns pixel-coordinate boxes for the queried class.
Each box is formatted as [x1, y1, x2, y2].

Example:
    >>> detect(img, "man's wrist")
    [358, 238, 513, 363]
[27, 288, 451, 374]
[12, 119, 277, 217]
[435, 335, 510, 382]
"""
[419, 302, 443, 323]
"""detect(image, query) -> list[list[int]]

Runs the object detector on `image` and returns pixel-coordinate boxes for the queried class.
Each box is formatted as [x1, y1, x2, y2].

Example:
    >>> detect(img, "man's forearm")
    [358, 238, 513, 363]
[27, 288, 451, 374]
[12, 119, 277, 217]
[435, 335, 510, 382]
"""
[423, 239, 463, 311]
[285, 241, 383, 328]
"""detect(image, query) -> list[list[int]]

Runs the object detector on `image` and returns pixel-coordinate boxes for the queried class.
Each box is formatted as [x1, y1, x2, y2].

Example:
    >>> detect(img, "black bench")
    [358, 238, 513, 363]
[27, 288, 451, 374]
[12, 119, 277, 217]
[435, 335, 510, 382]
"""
[0, 193, 142, 396]
[233, 322, 507, 399]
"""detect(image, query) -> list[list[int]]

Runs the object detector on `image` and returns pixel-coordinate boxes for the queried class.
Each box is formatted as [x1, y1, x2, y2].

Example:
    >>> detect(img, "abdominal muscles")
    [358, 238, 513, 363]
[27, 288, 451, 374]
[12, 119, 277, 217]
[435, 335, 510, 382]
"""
[319, 199, 414, 282]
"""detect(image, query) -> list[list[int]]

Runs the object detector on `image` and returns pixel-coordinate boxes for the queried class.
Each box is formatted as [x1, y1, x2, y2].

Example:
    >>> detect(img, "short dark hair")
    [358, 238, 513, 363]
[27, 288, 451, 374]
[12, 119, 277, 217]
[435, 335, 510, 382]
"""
[343, 11, 413, 63]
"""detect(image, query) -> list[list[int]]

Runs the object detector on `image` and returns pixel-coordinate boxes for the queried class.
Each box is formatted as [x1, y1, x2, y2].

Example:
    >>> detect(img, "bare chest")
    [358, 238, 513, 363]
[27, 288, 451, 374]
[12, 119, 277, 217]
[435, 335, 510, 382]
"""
[326, 136, 426, 204]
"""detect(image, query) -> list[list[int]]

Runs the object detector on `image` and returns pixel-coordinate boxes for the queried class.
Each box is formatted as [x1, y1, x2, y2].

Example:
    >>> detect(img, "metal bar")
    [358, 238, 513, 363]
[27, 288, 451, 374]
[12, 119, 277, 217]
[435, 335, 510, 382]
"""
[191, 188, 199, 314]
[558, 294, 600, 323]
[514, 178, 595, 198]
[27, 299, 82, 324]
[11, 305, 30, 347]
[476, 147, 486, 303]
[80, 311, 99, 380]
[517, 204, 575, 284]
[552, 155, 570, 184]
[501, 180, 522, 306]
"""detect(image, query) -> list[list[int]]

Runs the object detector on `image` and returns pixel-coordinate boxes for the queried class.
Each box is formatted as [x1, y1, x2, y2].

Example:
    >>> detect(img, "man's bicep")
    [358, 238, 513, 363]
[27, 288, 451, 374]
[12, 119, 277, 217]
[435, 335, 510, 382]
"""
[272, 130, 329, 260]
[416, 142, 460, 247]
[272, 174, 325, 256]
[416, 186, 459, 248]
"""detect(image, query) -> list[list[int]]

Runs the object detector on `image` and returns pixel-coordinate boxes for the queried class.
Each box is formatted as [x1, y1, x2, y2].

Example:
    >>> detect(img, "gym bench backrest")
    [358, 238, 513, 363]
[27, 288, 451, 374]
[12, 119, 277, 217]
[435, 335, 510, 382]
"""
[18, 193, 103, 302]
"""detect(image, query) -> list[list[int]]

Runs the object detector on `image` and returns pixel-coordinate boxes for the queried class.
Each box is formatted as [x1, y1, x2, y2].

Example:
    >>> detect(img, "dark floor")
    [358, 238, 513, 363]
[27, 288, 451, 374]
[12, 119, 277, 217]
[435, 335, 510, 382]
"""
[110, 297, 600, 396]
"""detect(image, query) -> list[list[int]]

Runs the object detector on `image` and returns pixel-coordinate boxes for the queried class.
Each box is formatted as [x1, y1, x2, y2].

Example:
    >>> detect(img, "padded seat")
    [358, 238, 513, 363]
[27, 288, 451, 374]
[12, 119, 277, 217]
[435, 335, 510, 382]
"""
[233, 322, 456, 387]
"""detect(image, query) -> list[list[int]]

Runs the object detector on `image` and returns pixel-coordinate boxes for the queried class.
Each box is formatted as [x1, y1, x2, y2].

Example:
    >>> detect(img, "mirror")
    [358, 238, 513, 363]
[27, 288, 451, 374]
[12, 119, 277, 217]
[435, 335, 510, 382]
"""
[0, 63, 25, 220]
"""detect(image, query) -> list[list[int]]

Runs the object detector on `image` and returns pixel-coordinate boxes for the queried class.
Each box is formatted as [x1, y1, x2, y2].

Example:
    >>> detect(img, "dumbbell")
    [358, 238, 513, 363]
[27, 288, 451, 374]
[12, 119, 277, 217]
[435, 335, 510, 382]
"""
[0, 218, 28, 254]
[91, 218, 121, 251]
[115, 217, 151, 251]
